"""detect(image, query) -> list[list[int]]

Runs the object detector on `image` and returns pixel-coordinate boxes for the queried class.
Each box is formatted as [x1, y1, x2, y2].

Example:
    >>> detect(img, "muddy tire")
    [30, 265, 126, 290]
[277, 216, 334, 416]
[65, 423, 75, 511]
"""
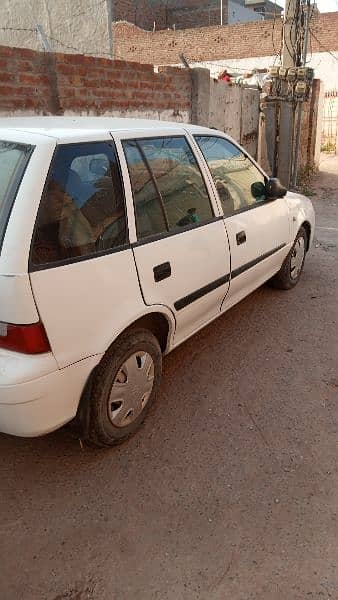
[270, 226, 308, 290]
[77, 329, 162, 448]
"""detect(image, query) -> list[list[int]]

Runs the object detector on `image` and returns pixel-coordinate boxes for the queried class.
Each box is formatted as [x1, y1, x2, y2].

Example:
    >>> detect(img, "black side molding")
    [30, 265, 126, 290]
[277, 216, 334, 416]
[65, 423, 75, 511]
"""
[174, 273, 230, 311]
[231, 243, 286, 279]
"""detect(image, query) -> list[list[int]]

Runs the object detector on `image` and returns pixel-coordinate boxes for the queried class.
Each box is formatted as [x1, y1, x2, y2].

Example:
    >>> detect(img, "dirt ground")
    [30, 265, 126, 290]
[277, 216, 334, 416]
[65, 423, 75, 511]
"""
[1, 156, 338, 600]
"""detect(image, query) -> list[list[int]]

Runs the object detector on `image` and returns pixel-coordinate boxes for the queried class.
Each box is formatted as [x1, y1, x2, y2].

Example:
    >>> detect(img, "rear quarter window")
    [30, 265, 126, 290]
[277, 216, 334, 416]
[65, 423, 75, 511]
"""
[0, 141, 33, 253]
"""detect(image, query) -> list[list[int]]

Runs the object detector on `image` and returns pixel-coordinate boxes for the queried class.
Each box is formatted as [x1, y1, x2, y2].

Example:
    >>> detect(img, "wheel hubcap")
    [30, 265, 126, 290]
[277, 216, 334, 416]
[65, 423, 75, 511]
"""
[290, 236, 305, 280]
[108, 352, 155, 428]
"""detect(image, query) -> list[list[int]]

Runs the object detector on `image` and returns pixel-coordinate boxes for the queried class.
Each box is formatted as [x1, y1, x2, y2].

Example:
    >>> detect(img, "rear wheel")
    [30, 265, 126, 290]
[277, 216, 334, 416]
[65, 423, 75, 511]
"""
[270, 226, 308, 290]
[78, 329, 162, 447]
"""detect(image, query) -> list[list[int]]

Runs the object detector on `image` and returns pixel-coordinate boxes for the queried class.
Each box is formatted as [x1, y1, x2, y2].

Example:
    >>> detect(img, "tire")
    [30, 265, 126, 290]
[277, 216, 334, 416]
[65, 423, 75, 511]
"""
[270, 226, 308, 290]
[78, 328, 162, 447]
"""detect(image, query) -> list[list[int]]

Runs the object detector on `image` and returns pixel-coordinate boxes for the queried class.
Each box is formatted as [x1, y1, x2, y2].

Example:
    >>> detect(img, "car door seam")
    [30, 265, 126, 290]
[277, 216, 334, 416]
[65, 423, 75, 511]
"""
[174, 243, 286, 311]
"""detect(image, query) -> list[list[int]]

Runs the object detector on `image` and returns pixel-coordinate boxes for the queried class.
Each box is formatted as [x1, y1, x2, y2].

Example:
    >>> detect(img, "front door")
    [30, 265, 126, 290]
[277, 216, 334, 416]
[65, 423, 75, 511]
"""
[194, 134, 291, 308]
[120, 134, 231, 345]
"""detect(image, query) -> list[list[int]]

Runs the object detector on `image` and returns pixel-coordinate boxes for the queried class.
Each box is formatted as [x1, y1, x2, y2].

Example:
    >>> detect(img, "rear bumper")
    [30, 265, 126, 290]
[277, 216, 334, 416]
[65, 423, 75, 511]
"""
[0, 353, 100, 437]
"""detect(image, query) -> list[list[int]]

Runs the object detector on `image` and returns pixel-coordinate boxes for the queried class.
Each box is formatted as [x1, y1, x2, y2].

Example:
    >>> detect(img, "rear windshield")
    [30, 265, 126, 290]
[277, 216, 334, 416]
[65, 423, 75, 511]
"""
[0, 141, 33, 253]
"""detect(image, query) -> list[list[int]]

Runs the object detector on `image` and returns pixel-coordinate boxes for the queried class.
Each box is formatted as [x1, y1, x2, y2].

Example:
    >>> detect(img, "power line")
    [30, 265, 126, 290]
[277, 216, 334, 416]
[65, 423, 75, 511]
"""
[0, 26, 36, 32]
[194, 60, 268, 72]
[46, 34, 112, 56]
[310, 28, 338, 61]
[0, 26, 112, 57]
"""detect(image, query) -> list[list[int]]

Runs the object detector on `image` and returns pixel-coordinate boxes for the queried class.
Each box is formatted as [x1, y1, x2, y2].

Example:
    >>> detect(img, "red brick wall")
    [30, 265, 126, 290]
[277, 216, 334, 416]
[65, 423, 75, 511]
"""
[114, 0, 227, 31]
[113, 12, 338, 64]
[168, 3, 228, 29]
[114, 0, 167, 30]
[0, 45, 191, 116]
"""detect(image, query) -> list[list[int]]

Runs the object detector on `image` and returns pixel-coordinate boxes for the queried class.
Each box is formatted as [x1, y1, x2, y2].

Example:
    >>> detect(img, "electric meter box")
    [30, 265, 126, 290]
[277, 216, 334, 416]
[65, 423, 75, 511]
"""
[287, 68, 297, 81]
[269, 66, 280, 77]
[295, 81, 307, 96]
[297, 67, 314, 81]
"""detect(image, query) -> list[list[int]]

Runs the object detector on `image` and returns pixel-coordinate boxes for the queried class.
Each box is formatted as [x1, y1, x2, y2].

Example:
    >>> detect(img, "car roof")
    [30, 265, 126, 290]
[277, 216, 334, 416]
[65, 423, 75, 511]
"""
[0, 116, 214, 140]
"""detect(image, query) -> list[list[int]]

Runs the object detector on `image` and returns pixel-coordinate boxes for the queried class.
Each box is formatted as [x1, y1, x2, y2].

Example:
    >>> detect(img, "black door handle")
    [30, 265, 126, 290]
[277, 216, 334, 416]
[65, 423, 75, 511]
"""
[153, 261, 171, 282]
[236, 230, 246, 245]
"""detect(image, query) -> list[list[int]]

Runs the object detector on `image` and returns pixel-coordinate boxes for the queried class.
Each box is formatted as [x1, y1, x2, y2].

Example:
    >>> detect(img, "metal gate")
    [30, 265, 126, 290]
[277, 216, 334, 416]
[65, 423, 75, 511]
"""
[322, 90, 338, 153]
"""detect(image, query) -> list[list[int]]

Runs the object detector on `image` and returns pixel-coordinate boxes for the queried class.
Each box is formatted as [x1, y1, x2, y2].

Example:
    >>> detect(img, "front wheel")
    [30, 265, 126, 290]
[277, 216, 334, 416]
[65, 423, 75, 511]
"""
[79, 329, 162, 447]
[269, 226, 308, 290]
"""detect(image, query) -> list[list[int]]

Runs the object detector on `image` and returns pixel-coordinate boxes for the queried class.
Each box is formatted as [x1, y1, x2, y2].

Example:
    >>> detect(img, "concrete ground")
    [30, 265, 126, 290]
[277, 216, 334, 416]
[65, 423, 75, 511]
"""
[1, 156, 338, 600]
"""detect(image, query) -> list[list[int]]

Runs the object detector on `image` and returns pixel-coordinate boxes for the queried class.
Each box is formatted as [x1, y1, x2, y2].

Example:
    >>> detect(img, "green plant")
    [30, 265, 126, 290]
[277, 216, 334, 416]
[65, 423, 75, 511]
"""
[320, 140, 336, 153]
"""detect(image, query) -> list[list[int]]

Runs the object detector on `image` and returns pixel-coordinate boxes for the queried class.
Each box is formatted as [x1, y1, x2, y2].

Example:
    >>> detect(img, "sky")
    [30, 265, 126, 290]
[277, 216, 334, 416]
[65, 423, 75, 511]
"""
[278, 0, 338, 11]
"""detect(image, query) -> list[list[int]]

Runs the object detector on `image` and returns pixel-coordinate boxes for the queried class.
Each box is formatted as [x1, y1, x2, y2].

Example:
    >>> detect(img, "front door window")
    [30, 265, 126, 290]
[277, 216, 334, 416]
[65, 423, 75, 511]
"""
[195, 136, 266, 216]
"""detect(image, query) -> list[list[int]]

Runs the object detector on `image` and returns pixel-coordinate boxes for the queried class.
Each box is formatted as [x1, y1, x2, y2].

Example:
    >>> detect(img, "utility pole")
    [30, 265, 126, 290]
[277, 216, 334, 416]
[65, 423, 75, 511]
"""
[277, 0, 299, 186]
[292, 0, 311, 186]
[283, 0, 298, 68]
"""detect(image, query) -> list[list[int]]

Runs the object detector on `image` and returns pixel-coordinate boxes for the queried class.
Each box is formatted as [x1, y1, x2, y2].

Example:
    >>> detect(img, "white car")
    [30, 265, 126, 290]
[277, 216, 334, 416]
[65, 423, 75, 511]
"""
[0, 117, 314, 447]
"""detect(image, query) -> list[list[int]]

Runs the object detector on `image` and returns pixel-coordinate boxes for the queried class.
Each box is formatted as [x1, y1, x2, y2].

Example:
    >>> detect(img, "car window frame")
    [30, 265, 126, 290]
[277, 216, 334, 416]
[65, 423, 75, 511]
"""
[0, 141, 35, 256]
[121, 134, 222, 247]
[193, 133, 277, 218]
[29, 139, 130, 272]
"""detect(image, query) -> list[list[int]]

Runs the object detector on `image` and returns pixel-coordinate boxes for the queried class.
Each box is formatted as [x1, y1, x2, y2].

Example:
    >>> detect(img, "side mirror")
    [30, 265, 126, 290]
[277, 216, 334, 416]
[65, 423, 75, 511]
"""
[265, 177, 287, 199]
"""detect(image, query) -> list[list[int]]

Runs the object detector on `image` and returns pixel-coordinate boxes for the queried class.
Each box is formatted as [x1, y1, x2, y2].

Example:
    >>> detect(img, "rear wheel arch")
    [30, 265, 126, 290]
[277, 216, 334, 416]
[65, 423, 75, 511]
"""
[72, 311, 173, 435]
[123, 312, 172, 354]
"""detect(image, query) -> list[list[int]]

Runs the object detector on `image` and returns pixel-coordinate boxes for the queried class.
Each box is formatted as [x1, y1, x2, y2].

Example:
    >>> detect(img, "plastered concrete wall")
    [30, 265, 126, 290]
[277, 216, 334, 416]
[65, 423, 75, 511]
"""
[209, 80, 260, 156]
[241, 87, 260, 157]
[209, 80, 242, 140]
[190, 68, 260, 156]
[0, 0, 112, 57]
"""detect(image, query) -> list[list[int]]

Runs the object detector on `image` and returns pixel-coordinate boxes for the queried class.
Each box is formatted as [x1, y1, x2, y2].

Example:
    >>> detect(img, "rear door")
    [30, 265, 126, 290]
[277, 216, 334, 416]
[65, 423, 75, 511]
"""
[29, 138, 145, 368]
[117, 132, 231, 346]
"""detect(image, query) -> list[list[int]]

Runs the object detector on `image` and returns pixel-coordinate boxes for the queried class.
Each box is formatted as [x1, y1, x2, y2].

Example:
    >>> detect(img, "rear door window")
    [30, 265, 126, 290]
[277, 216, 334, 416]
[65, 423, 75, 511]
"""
[0, 141, 33, 253]
[31, 141, 128, 268]
[123, 136, 214, 240]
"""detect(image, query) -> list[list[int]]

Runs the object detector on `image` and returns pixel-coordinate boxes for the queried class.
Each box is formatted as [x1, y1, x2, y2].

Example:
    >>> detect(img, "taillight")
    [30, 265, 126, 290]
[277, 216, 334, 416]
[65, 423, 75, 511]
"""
[0, 321, 51, 354]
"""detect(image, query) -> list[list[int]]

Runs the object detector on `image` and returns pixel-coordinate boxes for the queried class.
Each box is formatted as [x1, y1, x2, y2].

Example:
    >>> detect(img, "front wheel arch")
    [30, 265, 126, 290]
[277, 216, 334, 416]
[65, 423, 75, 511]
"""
[301, 220, 311, 251]
[269, 225, 307, 290]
